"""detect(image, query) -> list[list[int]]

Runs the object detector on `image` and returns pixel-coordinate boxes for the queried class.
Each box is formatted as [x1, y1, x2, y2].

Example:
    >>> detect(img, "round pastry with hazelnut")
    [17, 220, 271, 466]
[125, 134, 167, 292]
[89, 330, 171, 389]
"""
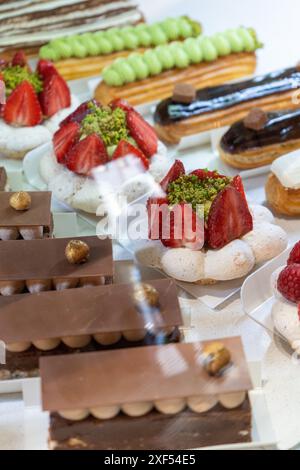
[271, 241, 300, 354]
[39, 99, 169, 214]
[265, 150, 300, 216]
[137, 160, 288, 283]
[220, 108, 300, 170]
[0, 52, 78, 159]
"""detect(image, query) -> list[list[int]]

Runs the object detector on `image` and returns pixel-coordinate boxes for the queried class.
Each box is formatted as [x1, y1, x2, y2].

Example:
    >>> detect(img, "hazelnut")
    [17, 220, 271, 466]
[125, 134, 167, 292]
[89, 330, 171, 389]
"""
[243, 108, 268, 131]
[202, 341, 231, 376]
[9, 191, 31, 211]
[65, 240, 90, 265]
[133, 283, 160, 309]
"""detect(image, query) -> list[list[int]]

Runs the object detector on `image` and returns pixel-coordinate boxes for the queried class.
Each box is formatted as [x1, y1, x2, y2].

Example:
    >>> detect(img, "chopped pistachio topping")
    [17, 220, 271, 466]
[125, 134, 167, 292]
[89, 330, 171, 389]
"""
[167, 174, 231, 218]
[3, 66, 43, 95]
[80, 103, 129, 147]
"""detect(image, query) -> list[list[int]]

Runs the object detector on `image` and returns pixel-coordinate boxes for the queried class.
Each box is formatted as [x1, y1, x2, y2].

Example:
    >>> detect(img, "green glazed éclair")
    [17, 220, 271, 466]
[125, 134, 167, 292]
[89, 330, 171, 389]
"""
[39, 17, 202, 62]
[102, 27, 262, 87]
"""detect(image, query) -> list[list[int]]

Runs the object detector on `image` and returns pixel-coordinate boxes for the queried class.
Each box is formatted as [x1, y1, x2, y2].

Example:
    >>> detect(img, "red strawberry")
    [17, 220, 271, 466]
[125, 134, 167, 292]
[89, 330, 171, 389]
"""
[66, 133, 108, 175]
[53, 121, 80, 164]
[207, 186, 253, 249]
[3, 81, 42, 126]
[190, 169, 225, 180]
[277, 264, 300, 303]
[112, 140, 149, 169]
[288, 241, 300, 265]
[126, 109, 158, 157]
[39, 73, 70, 118]
[231, 175, 247, 201]
[110, 98, 133, 112]
[11, 51, 29, 68]
[60, 100, 98, 128]
[37, 59, 58, 79]
[160, 160, 185, 193]
[147, 197, 169, 240]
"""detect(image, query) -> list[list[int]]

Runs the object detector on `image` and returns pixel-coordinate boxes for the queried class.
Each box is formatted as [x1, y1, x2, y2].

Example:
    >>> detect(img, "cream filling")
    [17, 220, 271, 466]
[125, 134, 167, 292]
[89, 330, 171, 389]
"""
[271, 150, 300, 190]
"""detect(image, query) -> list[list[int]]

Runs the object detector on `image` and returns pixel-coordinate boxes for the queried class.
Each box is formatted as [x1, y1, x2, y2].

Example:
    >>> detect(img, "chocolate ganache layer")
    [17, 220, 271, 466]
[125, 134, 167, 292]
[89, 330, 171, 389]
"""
[221, 108, 300, 154]
[154, 67, 300, 125]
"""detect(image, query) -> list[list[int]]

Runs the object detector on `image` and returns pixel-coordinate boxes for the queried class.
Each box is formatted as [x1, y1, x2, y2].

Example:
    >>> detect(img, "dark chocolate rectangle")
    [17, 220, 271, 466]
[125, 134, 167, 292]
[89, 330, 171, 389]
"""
[0, 167, 7, 191]
[0, 192, 52, 227]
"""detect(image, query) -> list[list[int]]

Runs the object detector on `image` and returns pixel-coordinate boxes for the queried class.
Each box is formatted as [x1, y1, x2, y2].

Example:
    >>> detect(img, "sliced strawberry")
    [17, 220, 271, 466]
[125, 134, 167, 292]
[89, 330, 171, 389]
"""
[110, 98, 133, 112]
[126, 109, 158, 157]
[231, 175, 247, 201]
[207, 186, 253, 249]
[190, 169, 226, 180]
[53, 121, 80, 164]
[39, 73, 70, 118]
[37, 59, 58, 80]
[147, 197, 169, 241]
[288, 241, 300, 265]
[11, 51, 29, 68]
[60, 100, 98, 128]
[66, 133, 108, 175]
[3, 81, 42, 126]
[160, 160, 185, 193]
[112, 140, 149, 169]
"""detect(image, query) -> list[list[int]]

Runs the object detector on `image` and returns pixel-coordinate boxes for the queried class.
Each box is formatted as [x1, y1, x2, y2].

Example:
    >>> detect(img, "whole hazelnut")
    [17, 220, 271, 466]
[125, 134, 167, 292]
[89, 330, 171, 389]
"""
[9, 191, 31, 211]
[65, 240, 90, 265]
[202, 342, 231, 376]
[133, 283, 160, 309]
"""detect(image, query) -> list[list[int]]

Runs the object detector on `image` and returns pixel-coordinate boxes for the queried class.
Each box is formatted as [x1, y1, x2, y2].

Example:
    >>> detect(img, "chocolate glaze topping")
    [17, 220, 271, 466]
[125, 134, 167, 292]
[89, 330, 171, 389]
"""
[221, 108, 300, 153]
[154, 67, 300, 125]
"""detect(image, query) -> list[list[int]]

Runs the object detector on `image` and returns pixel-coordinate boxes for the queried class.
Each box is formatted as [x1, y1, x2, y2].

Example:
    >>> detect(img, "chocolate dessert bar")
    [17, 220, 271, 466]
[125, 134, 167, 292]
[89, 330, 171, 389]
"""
[0, 280, 182, 379]
[0, 236, 113, 296]
[0, 191, 52, 240]
[0, 167, 7, 191]
[41, 338, 253, 450]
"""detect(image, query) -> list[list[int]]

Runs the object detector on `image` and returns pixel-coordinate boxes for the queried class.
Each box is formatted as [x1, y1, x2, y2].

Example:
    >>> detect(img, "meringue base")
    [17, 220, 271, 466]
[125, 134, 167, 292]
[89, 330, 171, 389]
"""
[266, 174, 300, 216]
[95, 53, 256, 107]
[219, 138, 300, 169]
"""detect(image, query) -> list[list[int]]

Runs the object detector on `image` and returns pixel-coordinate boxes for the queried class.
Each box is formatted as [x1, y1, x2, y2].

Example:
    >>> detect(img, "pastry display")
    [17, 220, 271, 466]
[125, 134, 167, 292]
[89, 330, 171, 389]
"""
[0, 236, 113, 296]
[0, 280, 182, 380]
[39, 17, 202, 81]
[220, 108, 300, 169]
[40, 337, 253, 450]
[140, 161, 288, 283]
[154, 66, 300, 145]
[39, 99, 170, 214]
[0, 191, 52, 240]
[271, 241, 300, 354]
[0, 167, 8, 190]
[266, 150, 300, 216]
[94, 26, 261, 107]
[0, 0, 144, 56]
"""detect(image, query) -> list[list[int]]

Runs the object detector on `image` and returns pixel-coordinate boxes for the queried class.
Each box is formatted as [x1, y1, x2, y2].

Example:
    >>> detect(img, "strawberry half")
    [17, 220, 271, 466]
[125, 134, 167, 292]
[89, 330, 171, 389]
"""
[207, 186, 253, 249]
[37, 59, 58, 80]
[12, 51, 29, 68]
[3, 81, 42, 126]
[39, 73, 70, 118]
[288, 241, 300, 265]
[126, 109, 158, 157]
[65, 133, 108, 175]
[147, 197, 169, 241]
[60, 100, 98, 128]
[160, 160, 185, 193]
[110, 98, 133, 112]
[231, 175, 247, 202]
[190, 169, 226, 180]
[53, 121, 80, 164]
[112, 140, 149, 169]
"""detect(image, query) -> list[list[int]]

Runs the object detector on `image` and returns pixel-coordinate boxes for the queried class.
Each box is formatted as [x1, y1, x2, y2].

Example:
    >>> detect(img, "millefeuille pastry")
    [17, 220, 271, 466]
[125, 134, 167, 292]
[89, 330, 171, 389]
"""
[41, 337, 253, 450]
[0, 280, 182, 380]
[139, 161, 288, 284]
[0, 0, 144, 57]
[220, 108, 300, 169]
[271, 241, 300, 354]
[94, 27, 261, 107]
[154, 66, 300, 145]
[266, 150, 300, 216]
[40, 99, 170, 214]
[0, 52, 78, 159]
[0, 167, 8, 190]
[0, 191, 53, 240]
[39, 17, 202, 81]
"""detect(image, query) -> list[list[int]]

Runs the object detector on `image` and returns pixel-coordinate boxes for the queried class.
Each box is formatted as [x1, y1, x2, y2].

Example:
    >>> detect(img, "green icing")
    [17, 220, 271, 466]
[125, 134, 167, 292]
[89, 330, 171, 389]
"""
[81, 104, 129, 147]
[103, 26, 262, 86]
[3, 66, 43, 95]
[39, 16, 202, 61]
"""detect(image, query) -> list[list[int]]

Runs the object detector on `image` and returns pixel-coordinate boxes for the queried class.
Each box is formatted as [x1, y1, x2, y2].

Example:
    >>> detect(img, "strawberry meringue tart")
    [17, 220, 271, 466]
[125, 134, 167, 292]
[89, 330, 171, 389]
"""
[0, 53, 78, 159]
[39, 99, 169, 213]
[140, 161, 288, 283]
[271, 242, 300, 354]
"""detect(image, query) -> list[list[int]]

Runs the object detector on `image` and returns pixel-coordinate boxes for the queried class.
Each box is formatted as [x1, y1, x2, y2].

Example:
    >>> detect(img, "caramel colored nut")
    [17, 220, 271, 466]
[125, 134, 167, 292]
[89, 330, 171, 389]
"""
[9, 192, 31, 211]
[173, 83, 196, 104]
[243, 108, 268, 131]
[133, 283, 160, 309]
[65, 240, 90, 265]
[202, 341, 231, 376]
